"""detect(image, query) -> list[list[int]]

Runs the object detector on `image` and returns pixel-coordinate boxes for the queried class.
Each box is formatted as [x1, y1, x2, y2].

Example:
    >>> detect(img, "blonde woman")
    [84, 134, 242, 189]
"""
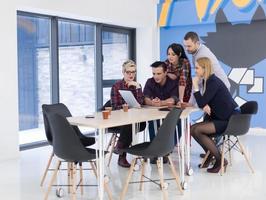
[110, 60, 146, 168]
[191, 57, 239, 173]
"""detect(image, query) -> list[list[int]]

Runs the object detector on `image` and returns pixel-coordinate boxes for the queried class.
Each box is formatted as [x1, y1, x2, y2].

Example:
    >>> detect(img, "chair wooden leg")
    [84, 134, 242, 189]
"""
[90, 161, 98, 178]
[104, 178, 113, 200]
[120, 158, 137, 200]
[167, 156, 183, 194]
[237, 138, 255, 173]
[44, 160, 61, 200]
[106, 133, 116, 152]
[68, 162, 71, 193]
[40, 151, 54, 186]
[220, 137, 225, 176]
[69, 163, 74, 197]
[107, 134, 117, 167]
[200, 151, 210, 168]
[79, 163, 84, 195]
[71, 163, 77, 200]
[227, 136, 232, 166]
[91, 161, 112, 200]
[139, 158, 146, 191]
[156, 158, 167, 200]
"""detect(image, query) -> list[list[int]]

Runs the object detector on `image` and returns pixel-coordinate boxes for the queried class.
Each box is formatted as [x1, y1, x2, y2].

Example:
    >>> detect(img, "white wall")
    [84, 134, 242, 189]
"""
[0, 2, 19, 161]
[0, 0, 159, 161]
[137, 26, 160, 87]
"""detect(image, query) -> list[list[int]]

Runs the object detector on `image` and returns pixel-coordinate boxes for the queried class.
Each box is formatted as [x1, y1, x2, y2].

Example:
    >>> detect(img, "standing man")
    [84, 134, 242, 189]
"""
[143, 61, 178, 164]
[183, 31, 230, 89]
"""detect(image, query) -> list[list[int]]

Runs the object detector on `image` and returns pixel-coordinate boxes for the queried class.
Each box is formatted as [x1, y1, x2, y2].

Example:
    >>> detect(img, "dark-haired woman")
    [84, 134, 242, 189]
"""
[165, 43, 192, 103]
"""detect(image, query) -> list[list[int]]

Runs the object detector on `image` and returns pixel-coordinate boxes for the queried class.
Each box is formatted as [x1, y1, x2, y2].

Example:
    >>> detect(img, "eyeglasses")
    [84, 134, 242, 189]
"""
[125, 70, 136, 75]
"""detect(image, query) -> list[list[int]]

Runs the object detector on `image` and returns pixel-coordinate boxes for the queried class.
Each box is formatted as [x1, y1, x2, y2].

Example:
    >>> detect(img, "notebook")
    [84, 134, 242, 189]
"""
[118, 90, 141, 108]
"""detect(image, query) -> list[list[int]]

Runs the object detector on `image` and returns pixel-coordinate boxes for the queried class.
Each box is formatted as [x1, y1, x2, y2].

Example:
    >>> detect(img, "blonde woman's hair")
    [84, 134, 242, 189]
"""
[196, 57, 214, 94]
[122, 60, 136, 72]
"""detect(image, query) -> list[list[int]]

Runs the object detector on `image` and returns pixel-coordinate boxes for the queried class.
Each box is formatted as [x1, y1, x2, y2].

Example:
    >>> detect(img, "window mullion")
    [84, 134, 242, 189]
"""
[50, 16, 59, 103]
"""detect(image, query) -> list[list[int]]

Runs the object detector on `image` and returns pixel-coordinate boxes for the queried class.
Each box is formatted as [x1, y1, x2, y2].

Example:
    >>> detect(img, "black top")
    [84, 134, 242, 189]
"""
[194, 74, 238, 120]
[143, 76, 179, 102]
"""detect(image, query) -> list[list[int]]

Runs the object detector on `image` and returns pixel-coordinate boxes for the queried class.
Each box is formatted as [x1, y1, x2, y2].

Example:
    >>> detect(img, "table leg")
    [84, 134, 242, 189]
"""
[185, 116, 193, 176]
[180, 119, 185, 187]
[131, 123, 137, 145]
[98, 128, 105, 200]
[176, 125, 182, 174]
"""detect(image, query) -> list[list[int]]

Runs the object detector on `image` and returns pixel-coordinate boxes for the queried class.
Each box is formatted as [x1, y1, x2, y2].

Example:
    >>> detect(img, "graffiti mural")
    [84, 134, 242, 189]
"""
[202, 6, 265, 101]
[158, 0, 266, 128]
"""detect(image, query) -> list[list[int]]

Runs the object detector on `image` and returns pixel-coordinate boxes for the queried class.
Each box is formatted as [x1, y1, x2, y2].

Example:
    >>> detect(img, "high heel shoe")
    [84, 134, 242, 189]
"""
[198, 155, 215, 168]
[207, 159, 228, 173]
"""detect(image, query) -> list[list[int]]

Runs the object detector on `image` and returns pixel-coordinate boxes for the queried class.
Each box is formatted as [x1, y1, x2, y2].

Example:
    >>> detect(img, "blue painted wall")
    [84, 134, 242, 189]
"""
[159, 0, 266, 128]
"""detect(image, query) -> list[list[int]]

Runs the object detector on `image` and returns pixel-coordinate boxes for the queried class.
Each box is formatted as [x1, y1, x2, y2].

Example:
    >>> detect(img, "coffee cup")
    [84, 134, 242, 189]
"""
[102, 110, 109, 119]
[105, 106, 112, 115]
[122, 104, 129, 112]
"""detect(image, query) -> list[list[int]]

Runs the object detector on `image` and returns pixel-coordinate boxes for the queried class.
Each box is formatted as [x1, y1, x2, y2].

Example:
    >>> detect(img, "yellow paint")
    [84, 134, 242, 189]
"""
[158, 0, 257, 25]
[210, 0, 223, 14]
[158, 0, 173, 27]
[232, 0, 252, 8]
[195, 0, 210, 22]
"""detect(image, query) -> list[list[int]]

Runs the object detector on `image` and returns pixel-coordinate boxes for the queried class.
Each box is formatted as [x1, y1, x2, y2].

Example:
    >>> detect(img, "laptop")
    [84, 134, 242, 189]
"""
[118, 90, 141, 108]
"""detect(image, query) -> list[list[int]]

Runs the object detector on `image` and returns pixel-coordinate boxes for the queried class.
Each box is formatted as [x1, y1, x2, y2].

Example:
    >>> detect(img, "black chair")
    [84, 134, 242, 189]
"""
[101, 100, 120, 166]
[120, 108, 183, 200]
[201, 101, 258, 175]
[44, 113, 112, 200]
[102, 100, 147, 167]
[40, 103, 95, 186]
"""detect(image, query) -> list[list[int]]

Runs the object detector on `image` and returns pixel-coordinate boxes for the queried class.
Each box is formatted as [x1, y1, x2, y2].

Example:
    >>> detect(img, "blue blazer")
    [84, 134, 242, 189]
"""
[194, 74, 237, 120]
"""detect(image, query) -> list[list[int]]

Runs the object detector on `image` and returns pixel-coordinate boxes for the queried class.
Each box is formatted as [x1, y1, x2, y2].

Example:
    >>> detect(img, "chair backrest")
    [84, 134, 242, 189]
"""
[144, 108, 182, 157]
[100, 100, 111, 111]
[240, 101, 258, 114]
[222, 101, 258, 136]
[46, 113, 95, 162]
[100, 100, 121, 133]
[42, 103, 84, 144]
[42, 104, 54, 145]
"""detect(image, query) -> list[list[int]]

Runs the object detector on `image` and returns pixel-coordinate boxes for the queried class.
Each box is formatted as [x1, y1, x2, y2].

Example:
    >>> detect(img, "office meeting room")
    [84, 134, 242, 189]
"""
[1, 0, 266, 199]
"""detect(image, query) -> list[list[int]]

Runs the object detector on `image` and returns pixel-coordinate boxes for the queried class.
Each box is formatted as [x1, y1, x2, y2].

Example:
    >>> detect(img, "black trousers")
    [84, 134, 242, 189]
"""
[117, 122, 146, 147]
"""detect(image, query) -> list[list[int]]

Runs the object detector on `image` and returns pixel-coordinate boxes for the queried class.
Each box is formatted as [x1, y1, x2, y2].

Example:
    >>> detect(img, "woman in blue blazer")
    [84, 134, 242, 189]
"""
[191, 57, 239, 173]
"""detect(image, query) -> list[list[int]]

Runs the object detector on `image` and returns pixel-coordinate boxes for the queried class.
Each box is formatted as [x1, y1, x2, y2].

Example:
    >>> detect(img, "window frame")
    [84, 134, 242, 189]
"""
[17, 11, 136, 149]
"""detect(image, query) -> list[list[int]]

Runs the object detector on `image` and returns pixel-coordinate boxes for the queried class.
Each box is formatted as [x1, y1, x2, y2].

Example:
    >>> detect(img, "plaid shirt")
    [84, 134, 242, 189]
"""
[165, 58, 192, 102]
[111, 79, 144, 110]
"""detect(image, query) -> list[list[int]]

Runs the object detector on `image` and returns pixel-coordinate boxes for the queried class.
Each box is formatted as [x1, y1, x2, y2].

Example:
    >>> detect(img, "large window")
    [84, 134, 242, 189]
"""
[17, 12, 135, 147]
[102, 31, 129, 80]
[17, 14, 51, 144]
[58, 20, 96, 116]
[102, 27, 135, 104]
